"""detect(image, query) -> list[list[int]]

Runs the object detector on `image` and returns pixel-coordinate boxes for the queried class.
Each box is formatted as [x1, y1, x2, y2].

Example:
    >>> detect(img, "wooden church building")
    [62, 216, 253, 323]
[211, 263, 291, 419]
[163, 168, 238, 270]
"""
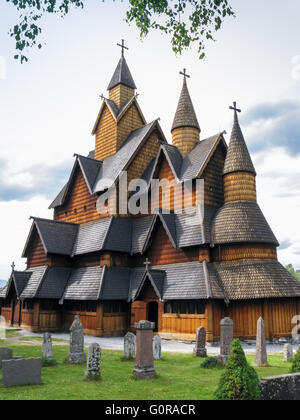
[1, 44, 300, 341]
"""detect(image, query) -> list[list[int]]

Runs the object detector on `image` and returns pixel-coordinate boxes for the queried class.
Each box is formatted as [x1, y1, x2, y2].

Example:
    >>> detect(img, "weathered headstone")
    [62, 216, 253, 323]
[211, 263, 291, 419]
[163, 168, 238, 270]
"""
[43, 333, 53, 361]
[153, 335, 162, 360]
[69, 315, 86, 364]
[283, 343, 293, 362]
[2, 358, 42, 387]
[256, 317, 268, 366]
[133, 320, 156, 379]
[260, 373, 300, 400]
[85, 343, 101, 379]
[124, 332, 136, 360]
[193, 327, 207, 358]
[0, 347, 13, 369]
[219, 317, 234, 366]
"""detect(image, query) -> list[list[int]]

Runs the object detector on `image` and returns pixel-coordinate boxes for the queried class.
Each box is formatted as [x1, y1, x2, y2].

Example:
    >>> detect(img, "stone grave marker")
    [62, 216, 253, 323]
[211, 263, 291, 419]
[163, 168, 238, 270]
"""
[133, 320, 156, 379]
[193, 327, 207, 358]
[43, 333, 53, 362]
[2, 358, 42, 387]
[153, 335, 162, 360]
[85, 343, 101, 379]
[219, 317, 234, 366]
[69, 315, 86, 364]
[124, 332, 136, 360]
[256, 317, 268, 366]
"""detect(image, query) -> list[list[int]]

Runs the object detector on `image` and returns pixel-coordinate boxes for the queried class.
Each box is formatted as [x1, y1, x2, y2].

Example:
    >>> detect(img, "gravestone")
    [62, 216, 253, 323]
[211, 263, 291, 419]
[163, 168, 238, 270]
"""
[219, 318, 234, 366]
[2, 358, 42, 387]
[85, 343, 101, 379]
[256, 317, 268, 366]
[193, 327, 207, 358]
[124, 332, 136, 360]
[153, 335, 162, 360]
[283, 343, 293, 362]
[260, 373, 300, 400]
[0, 347, 13, 369]
[69, 315, 86, 364]
[43, 333, 53, 361]
[133, 320, 156, 379]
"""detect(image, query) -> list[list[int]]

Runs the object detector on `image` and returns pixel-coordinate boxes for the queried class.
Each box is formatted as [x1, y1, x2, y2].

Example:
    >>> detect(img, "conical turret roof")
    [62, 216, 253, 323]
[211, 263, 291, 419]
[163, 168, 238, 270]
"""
[107, 55, 137, 91]
[223, 110, 256, 176]
[171, 77, 200, 132]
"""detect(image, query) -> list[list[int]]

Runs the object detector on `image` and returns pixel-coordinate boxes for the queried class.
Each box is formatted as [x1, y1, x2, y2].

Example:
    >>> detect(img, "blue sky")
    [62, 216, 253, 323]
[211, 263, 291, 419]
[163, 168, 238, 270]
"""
[0, 0, 300, 278]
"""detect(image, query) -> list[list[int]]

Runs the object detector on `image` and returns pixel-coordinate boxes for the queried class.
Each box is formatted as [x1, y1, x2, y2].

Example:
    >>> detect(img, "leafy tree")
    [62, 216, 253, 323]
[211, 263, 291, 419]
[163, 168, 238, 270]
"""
[6, 0, 234, 63]
[286, 264, 300, 282]
[291, 347, 300, 373]
[214, 339, 260, 401]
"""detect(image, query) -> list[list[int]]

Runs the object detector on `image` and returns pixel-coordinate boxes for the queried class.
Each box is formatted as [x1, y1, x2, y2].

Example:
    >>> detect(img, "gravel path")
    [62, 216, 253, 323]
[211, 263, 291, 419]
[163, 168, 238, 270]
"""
[16, 330, 300, 355]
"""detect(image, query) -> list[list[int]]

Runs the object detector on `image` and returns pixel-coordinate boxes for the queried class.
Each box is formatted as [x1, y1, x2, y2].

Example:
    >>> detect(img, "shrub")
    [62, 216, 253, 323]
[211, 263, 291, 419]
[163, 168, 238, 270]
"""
[200, 357, 219, 369]
[291, 347, 300, 373]
[214, 339, 260, 401]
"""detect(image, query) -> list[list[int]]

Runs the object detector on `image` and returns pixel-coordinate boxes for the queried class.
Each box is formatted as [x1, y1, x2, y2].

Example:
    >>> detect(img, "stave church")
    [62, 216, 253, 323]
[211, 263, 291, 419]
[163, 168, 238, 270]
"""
[1, 42, 300, 341]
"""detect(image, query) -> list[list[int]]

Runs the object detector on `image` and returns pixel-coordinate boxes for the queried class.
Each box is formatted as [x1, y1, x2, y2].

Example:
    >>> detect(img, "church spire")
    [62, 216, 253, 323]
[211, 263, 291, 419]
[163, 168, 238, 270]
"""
[171, 69, 200, 157]
[223, 103, 257, 203]
[107, 55, 137, 91]
[223, 103, 256, 176]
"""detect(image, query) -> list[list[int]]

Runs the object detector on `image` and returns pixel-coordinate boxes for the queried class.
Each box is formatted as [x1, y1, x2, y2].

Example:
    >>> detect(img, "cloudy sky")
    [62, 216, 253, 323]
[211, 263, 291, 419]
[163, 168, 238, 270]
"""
[0, 0, 300, 279]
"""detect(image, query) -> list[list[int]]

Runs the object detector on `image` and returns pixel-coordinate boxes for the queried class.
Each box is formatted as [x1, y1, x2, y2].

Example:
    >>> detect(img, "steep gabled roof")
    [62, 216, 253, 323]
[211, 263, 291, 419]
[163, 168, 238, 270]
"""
[91, 96, 146, 135]
[211, 201, 279, 246]
[49, 156, 102, 209]
[22, 218, 78, 258]
[107, 55, 137, 90]
[223, 111, 256, 176]
[20, 266, 48, 299]
[1, 271, 31, 299]
[171, 77, 200, 132]
[149, 133, 226, 185]
[93, 120, 165, 193]
[133, 269, 166, 301]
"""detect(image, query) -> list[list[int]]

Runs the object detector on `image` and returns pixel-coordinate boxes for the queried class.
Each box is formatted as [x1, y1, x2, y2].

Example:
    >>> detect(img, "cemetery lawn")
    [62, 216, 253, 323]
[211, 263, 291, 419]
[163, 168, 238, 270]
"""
[0, 341, 293, 400]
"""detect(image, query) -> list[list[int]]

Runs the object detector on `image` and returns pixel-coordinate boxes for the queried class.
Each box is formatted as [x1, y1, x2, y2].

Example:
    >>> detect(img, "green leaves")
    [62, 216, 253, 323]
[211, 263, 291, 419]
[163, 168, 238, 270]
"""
[8, 0, 84, 63]
[8, 0, 234, 62]
[126, 0, 235, 59]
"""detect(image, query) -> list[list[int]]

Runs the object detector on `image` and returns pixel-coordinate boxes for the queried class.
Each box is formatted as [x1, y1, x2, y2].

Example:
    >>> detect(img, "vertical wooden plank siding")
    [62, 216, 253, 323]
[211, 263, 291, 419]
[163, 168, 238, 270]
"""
[26, 231, 48, 269]
[54, 168, 104, 224]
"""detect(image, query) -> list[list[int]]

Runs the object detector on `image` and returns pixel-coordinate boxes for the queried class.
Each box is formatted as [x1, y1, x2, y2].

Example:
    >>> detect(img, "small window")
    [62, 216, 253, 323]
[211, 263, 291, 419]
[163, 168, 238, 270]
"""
[83, 206, 87, 212]
[74, 209, 77, 215]
[65, 211, 68, 217]
[196, 302, 205, 315]
[164, 302, 172, 314]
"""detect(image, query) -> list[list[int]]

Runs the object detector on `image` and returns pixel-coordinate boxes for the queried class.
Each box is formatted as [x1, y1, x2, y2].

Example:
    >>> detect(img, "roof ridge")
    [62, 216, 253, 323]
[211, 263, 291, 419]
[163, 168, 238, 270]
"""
[31, 216, 78, 227]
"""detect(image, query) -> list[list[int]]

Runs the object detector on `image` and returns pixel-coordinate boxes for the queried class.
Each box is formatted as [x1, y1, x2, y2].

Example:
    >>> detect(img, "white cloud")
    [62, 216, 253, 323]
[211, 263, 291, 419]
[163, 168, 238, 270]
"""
[0, 196, 52, 279]
[254, 148, 300, 269]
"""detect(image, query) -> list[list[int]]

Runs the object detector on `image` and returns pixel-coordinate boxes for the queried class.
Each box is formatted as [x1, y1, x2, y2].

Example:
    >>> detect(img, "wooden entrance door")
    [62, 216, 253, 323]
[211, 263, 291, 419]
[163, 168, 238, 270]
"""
[147, 301, 158, 332]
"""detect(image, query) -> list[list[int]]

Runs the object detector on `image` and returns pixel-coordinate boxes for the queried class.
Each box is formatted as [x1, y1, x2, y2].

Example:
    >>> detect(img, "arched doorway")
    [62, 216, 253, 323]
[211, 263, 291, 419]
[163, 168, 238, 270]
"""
[147, 301, 158, 332]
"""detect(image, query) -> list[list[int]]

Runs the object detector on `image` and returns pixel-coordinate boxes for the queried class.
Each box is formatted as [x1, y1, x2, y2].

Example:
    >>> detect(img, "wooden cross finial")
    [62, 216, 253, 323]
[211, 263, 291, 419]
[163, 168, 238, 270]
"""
[117, 39, 129, 57]
[144, 258, 151, 270]
[11, 262, 15, 271]
[180, 68, 190, 79]
[229, 101, 241, 114]
[100, 93, 105, 101]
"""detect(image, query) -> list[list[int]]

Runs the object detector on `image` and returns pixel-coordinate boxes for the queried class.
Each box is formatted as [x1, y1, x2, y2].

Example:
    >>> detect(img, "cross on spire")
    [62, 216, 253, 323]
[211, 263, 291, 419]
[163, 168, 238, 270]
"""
[99, 93, 105, 101]
[229, 101, 241, 114]
[11, 261, 15, 272]
[144, 258, 151, 271]
[117, 39, 129, 57]
[179, 68, 190, 79]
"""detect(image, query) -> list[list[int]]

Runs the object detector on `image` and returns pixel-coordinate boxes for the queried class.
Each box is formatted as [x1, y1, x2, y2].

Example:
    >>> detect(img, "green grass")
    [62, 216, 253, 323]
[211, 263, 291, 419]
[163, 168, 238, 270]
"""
[0, 342, 293, 400]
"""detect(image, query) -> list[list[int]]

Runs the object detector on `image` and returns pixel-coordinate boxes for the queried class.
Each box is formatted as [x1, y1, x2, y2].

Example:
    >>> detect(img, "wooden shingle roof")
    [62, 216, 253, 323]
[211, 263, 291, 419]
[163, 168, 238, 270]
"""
[107, 55, 137, 90]
[213, 259, 300, 300]
[211, 201, 279, 246]
[171, 77, 200, 132]
[223, 111, 256, 176]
